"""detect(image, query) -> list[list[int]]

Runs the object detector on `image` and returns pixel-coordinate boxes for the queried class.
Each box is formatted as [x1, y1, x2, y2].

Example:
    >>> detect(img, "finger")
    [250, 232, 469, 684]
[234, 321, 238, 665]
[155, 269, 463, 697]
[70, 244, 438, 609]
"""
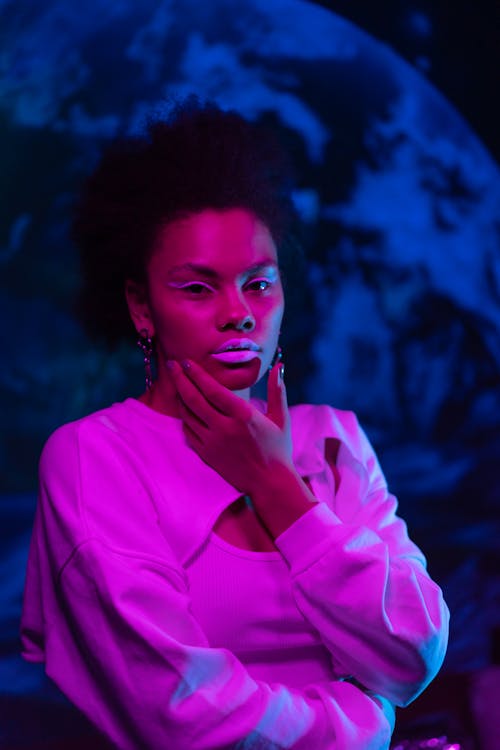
[266, 360, 288, 429]
[177, 392, 209, 431]
[180, 360, 251, 419]
[180, 412, 205, 452]
[168, 360, 223, 426]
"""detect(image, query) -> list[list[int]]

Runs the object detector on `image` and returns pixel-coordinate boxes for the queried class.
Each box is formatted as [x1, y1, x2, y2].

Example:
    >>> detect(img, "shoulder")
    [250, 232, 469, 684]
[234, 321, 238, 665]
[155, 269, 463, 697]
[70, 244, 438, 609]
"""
[289, 403, 384, 484]
[289, 402, 364, 453]
[40, 399, 147, 468]
[37, 400, 179, 563]
[40, 400, 137, 471]
[38, 401, 132, 518]
[35, 408, 126, 566]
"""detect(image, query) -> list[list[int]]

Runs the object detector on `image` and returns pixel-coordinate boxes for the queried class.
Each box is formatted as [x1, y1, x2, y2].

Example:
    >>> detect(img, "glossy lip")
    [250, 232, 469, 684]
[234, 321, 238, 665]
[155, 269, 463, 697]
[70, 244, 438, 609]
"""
[211, 350, 260, 363]
[213, 338, 261, 354]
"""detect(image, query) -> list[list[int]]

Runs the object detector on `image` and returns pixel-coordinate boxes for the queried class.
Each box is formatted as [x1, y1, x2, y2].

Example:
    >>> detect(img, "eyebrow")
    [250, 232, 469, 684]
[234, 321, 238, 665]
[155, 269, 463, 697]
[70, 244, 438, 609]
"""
[166, 261, 280, 279]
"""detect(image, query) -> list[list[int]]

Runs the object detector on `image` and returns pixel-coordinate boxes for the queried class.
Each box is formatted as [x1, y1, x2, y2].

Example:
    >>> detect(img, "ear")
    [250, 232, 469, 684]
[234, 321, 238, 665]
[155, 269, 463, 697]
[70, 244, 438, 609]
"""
[125, 279, 155, 337]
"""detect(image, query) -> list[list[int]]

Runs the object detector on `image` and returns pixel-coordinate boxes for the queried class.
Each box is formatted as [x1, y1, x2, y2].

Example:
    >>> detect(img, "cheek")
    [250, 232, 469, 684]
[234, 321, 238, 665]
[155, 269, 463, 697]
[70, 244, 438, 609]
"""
[150, 294, 201, 332]
[265, 299, 284, 333]
[148, 302, 192, 352]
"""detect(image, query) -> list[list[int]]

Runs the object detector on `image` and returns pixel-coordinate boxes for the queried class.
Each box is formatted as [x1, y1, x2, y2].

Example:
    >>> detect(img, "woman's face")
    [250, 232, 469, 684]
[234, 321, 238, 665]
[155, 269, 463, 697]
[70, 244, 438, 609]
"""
[126, 208, 284, 401]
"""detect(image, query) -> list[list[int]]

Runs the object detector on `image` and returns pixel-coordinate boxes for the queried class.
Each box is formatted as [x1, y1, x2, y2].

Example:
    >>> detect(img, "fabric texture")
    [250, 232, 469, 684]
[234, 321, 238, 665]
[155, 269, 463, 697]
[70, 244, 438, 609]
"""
[21, 397, 449, 749]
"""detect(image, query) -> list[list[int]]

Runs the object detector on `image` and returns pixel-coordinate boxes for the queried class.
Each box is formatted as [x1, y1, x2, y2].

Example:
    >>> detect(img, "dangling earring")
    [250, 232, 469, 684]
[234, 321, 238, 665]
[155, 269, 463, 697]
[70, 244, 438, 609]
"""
[137, 329, 154, 390]
[269, 345, 283, 371]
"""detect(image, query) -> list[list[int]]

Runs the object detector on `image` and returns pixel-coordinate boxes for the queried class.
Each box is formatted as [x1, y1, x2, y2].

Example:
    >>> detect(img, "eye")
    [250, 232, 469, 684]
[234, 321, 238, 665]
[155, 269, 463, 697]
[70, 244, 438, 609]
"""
[174, 282, 214, 296]
[245, 278, 272, 293]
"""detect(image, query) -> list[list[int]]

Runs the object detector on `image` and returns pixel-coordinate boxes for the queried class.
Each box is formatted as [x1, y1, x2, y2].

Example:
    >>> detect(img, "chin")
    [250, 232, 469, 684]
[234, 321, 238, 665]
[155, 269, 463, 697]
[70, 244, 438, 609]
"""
[209, 359, 263, 391]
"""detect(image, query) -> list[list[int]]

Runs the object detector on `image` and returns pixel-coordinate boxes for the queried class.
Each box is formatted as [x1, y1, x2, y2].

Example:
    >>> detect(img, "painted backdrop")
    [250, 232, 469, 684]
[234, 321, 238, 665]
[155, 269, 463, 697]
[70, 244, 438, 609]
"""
[1, 0, 499, 746]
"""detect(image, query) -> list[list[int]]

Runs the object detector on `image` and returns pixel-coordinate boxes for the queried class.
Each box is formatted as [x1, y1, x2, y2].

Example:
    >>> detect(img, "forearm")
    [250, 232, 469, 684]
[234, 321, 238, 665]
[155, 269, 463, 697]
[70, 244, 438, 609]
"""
[248, 462, 319, 539]
[274, 501, 449, 705]
[53, 539, 393, 750]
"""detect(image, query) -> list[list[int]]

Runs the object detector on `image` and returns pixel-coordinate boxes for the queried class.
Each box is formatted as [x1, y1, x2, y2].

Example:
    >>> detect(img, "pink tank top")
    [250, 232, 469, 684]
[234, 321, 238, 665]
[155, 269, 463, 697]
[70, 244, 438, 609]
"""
[185, 466, 339, 688]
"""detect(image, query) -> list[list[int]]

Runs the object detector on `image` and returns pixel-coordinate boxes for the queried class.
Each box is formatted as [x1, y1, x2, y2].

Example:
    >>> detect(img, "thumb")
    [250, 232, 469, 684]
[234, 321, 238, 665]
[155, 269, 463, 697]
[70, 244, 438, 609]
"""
[266, 361, 288, 429]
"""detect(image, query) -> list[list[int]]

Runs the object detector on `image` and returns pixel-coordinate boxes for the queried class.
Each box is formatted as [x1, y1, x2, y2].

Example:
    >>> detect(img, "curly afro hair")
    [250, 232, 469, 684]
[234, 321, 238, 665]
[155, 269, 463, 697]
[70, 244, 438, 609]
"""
[73, 97, 299, 346]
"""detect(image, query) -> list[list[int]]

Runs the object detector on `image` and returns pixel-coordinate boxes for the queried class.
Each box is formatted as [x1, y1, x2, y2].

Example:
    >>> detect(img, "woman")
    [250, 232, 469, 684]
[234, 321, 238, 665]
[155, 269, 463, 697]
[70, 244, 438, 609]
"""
[21, 100, 449, 749]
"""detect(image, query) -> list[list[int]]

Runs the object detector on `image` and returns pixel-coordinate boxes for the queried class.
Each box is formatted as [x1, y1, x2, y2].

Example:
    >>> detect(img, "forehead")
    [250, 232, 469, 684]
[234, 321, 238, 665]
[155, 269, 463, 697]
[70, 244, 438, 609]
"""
[151, 208, 278, 273]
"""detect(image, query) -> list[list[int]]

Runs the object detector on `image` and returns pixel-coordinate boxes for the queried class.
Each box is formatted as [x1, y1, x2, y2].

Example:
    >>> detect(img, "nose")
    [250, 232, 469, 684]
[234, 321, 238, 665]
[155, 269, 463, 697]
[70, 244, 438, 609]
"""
[216, 290, 256, 332]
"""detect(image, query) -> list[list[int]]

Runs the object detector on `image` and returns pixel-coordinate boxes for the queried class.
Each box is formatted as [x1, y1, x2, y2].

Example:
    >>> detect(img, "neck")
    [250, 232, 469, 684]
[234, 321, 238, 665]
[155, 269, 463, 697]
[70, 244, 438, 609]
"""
[137, 369, 251, 418]
[137, 382, 180, 418]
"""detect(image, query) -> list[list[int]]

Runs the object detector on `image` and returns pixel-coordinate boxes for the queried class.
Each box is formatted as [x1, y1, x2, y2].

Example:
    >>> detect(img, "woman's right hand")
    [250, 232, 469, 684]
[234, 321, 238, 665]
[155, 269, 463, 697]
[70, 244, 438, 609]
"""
[167, 358, 294, 497]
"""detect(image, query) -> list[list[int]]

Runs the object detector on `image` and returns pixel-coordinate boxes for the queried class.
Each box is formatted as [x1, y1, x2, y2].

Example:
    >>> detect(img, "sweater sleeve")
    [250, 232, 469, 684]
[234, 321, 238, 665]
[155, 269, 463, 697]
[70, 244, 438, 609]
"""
[21, 421, 394, 750]
[275, 413, 449, 708]
[52, 539, 395, 750]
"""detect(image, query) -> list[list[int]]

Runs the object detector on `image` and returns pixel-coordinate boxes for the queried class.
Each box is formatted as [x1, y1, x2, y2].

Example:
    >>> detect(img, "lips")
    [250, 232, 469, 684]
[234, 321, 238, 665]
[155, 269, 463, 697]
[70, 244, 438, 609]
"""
[211, 338, 262, 364]
[213, 338, 261, 354]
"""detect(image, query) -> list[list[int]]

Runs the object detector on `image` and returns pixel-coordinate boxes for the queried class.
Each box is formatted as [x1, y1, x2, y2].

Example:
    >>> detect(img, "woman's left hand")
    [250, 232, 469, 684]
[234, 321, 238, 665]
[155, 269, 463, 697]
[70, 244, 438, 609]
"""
[167, 359, 293, 496]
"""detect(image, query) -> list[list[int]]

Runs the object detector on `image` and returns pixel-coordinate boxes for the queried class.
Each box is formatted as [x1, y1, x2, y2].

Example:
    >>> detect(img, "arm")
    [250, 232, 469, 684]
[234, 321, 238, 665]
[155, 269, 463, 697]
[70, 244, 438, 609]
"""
[53, 538, 393, 750]
[271, 421, 449, 707]
[160, 362, 448, 708]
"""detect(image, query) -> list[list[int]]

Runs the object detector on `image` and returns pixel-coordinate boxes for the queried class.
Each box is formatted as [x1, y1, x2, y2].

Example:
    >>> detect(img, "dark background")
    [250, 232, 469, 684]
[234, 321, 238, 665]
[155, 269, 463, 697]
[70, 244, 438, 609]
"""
[316, 0, 500, 164]
[1, 2, 499, 748]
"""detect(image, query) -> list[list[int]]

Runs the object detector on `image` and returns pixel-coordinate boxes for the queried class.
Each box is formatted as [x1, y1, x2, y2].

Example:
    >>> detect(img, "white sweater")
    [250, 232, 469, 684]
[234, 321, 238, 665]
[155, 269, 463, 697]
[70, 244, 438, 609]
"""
[21, 397, 449, 749]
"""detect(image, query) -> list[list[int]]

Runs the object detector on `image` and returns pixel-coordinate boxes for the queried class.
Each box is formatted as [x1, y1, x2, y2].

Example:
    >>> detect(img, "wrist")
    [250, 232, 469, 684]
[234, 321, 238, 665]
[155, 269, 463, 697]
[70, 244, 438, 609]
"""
[249, 462, 318, 539]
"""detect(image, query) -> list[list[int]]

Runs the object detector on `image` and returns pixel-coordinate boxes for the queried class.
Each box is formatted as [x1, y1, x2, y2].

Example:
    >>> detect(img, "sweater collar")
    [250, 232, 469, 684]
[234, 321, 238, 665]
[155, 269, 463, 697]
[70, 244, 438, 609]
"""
[120, 398, 365, 565]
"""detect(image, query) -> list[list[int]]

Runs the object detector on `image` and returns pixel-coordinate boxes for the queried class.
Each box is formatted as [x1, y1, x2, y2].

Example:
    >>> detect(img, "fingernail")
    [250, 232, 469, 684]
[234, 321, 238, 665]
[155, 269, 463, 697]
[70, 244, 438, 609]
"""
[181, 359, 192, 371]
[278, 363, 285, 382]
